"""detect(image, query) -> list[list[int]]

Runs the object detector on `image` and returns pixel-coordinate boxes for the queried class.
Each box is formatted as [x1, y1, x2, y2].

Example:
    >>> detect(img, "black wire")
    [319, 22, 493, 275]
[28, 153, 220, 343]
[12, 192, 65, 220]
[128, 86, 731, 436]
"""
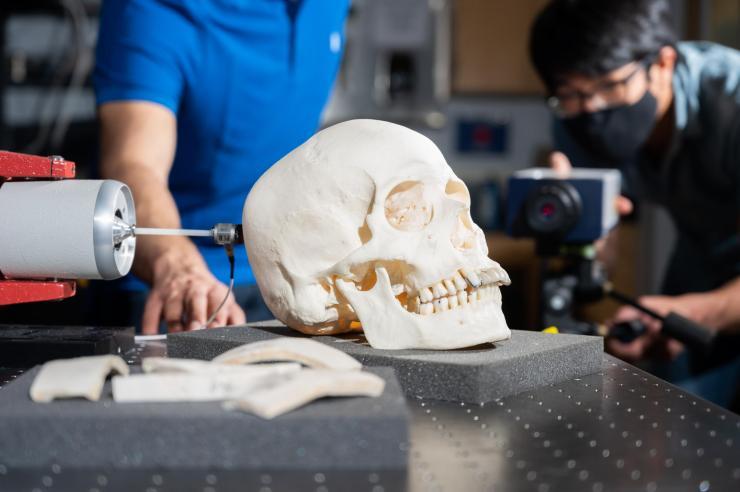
[606, 288, 663, 321]
[204, 244, 235, 327]
[227, 244, 235, 281]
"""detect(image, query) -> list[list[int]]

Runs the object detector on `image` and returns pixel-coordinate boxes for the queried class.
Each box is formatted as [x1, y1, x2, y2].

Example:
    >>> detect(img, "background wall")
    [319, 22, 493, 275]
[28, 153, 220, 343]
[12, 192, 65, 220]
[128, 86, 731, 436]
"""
[2, 0, 100, 176]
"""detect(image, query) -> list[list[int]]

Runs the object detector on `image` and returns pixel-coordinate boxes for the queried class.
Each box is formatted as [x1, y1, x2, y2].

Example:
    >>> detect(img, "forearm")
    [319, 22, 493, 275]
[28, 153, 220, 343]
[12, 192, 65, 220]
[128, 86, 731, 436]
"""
[97, 101, 244, 330]
[98, 101, 206, 284]
[103, 163, 205, 283]
[707, 277, 740, 332]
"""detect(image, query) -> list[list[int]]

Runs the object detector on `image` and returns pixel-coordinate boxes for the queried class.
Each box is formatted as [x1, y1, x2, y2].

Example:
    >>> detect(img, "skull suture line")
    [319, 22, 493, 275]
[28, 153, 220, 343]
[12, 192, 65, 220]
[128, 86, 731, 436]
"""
[243, 119, 511, 350]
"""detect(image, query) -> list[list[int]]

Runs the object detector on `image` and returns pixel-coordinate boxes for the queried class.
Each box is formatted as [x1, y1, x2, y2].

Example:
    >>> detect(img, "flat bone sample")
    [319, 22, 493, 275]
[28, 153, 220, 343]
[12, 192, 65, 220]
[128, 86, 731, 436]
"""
[142, 357, 300, 375]
[225, 369, 385, 419]
[112, 369, 298, 403]
[30, 355, 129, 402]
[0, 367, 408, 472]
[211, 337, 362, 371]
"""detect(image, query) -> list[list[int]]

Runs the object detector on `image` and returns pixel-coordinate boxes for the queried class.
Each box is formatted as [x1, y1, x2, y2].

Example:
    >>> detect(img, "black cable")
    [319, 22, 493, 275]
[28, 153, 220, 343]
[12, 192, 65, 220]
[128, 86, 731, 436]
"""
[606, 287, 663, 320]
[204, 245, 235, 327]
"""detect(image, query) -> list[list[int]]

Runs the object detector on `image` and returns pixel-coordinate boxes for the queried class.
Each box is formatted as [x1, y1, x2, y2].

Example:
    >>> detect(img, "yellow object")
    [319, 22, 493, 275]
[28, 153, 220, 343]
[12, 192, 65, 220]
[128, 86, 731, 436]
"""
[542, 326, 559, 334]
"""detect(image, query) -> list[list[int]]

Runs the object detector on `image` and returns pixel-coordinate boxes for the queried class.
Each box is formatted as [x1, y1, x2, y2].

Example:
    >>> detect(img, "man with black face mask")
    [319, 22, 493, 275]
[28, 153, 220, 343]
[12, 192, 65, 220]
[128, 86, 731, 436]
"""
[530, 0, 740, 407]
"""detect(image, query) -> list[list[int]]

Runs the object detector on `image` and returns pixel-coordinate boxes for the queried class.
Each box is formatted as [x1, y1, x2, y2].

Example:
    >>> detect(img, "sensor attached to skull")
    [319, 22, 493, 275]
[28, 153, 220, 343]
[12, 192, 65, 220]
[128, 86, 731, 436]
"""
[243, 119, 511, 350]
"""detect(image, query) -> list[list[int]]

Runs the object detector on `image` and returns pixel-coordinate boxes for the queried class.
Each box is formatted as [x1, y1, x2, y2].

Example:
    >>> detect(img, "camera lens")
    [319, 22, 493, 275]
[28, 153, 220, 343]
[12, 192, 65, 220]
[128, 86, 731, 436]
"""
[539, 201, 557, 219]
[524, 181, 582, 237]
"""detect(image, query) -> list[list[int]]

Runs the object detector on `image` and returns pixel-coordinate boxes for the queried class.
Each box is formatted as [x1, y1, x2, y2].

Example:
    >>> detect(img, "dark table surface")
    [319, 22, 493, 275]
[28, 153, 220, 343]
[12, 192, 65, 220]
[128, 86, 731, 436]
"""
[1, 339, 739, 492]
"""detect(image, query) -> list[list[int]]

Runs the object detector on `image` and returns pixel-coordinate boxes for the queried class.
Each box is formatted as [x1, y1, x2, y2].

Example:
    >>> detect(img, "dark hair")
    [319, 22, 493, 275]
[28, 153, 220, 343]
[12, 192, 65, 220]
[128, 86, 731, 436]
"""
[529, 0, 677, 91]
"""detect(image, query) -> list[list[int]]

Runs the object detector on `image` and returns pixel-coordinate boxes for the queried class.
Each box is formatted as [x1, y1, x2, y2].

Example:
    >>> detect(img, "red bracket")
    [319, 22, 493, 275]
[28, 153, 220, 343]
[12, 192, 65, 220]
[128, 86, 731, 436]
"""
[0, 150, 76, 180]
[0, 280, 76, 306]
[0, 150, 79, 306]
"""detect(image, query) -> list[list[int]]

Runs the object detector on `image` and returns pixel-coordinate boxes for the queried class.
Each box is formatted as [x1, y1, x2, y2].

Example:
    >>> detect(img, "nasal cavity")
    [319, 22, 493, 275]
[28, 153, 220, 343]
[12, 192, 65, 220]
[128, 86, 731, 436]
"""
[384, 181, 433, 231]
[451, 211, 477, 250]
[358, 200, 374, 244]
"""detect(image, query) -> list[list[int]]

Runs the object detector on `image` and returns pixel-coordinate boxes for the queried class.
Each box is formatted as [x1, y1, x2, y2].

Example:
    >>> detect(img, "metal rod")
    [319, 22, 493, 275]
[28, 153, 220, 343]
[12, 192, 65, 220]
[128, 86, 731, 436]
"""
[134, 227, 213, 238]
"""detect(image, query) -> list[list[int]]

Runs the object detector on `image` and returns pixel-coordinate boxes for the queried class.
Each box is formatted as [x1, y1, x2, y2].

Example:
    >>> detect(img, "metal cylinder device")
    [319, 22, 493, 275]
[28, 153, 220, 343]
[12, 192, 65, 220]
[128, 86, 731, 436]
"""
[0, 180, 136, 280]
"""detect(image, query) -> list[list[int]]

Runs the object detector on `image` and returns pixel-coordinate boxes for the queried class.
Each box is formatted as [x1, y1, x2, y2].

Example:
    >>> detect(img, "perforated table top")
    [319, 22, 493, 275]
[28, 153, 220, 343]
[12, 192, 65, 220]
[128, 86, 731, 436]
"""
[1, 341, 739, 492]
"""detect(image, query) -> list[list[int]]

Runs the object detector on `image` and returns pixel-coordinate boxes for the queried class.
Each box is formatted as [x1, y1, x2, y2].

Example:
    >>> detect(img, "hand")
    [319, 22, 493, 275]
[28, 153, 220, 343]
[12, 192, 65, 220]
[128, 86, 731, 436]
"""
[546, 151, 632, 269]
[547, 152, 633, 216]
[98, 102, 248, 334]
[606, 293, 721, 363]
[141, 249, 246, 334]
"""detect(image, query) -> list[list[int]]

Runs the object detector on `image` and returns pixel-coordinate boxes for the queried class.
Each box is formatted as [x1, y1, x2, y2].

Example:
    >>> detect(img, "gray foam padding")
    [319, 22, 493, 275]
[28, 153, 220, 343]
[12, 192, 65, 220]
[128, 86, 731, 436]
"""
[169, 321, 604, 402]
[0, 366, 408, 471]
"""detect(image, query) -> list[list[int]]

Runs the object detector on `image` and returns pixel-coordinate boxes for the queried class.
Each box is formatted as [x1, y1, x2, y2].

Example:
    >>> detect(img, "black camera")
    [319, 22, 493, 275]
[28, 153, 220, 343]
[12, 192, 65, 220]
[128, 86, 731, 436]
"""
[506, 168, 621, 245]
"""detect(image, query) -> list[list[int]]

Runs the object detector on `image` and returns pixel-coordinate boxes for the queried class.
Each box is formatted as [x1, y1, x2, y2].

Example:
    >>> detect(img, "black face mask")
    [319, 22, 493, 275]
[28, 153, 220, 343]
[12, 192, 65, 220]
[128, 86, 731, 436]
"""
[562, 90, 658, 164]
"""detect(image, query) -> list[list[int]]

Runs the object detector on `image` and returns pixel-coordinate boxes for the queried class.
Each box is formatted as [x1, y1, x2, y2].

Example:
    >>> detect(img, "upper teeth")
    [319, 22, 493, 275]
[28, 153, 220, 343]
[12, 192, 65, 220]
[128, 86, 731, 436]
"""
[461, 268, 481, 288]
[452, 272, 467, 291]
[443, 278, 456, 294]
[420, 288, 434, 303]
[432, 283, 447, 298]
[406, 269, 503, 315]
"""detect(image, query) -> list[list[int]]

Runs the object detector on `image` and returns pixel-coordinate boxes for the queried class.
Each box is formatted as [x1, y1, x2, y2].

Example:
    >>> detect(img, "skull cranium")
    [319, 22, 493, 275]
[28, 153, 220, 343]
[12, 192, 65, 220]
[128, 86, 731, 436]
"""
[243, 119, 510, 350]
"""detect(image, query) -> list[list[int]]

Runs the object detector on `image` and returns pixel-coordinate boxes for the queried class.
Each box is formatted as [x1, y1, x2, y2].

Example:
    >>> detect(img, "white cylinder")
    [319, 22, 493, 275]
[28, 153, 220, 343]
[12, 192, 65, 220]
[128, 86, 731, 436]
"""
[0, 180, 136, 280]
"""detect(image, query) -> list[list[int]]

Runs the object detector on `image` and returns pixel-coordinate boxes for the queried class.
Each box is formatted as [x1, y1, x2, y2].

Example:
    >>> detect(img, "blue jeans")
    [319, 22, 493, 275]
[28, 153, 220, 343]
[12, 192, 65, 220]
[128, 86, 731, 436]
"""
[676, 356, 740, 408]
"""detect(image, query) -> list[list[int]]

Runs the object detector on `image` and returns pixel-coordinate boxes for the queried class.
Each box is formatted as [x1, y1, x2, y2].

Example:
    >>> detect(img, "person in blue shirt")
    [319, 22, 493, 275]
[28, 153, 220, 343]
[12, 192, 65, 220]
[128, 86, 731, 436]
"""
[93, 0, 350, 334]
[529, 0, 740, 406]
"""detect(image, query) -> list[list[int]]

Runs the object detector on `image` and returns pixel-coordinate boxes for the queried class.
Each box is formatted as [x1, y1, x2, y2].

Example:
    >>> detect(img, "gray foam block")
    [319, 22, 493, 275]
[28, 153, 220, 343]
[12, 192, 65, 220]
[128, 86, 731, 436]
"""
[169, 321, 604, 402]
[0, 366, 408, 471]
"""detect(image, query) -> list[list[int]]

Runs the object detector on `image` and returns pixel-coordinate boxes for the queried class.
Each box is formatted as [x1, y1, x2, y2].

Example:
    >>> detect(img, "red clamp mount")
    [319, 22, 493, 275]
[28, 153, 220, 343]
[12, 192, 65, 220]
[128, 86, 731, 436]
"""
[0, 150, 77, 306]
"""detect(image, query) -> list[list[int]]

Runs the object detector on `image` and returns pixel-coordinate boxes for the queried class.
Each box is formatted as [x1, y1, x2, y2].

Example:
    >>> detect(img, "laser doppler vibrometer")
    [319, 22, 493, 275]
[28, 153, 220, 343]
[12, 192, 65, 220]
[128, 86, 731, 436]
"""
[506, 167, 716, 357]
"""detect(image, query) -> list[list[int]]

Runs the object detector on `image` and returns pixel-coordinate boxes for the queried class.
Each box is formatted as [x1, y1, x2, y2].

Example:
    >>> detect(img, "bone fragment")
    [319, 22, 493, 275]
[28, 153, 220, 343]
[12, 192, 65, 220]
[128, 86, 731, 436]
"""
[112, 370, 296, 403]
[141, 357, 300, 375]
[211, 337, 362, 371]
[224, 369, 385, 419]
[30, 355, 129, 403]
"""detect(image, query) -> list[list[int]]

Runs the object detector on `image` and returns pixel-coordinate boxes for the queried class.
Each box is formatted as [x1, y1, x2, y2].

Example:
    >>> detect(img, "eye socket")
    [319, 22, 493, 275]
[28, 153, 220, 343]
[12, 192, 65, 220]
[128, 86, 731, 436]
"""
[384, 180, 433, 231]
[445, 179, 470, 206]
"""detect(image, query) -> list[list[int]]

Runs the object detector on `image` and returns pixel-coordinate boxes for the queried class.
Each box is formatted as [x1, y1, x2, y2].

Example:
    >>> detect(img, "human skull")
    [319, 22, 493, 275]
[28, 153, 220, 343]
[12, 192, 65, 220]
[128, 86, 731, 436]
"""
[243, 119, 511, 350]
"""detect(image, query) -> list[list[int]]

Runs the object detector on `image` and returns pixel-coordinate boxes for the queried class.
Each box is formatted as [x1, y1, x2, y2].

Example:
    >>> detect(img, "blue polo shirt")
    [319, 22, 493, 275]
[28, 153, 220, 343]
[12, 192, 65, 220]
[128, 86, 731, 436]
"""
[94, 0, 348, 288]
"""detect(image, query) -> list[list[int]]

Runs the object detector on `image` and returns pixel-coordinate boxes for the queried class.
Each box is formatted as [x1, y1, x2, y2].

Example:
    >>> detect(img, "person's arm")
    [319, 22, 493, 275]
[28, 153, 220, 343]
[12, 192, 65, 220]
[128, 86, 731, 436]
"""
[607, 277, 740, 362]
[706, 277, 740, 331]
[99, 101, 245, 334]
